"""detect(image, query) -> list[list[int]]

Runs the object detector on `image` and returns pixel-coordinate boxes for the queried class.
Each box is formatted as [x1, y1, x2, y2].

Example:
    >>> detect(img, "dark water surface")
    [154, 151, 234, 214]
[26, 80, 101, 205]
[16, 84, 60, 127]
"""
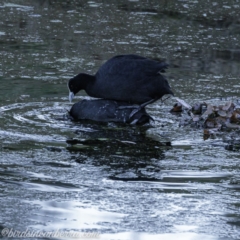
[0, 1, 240, 239]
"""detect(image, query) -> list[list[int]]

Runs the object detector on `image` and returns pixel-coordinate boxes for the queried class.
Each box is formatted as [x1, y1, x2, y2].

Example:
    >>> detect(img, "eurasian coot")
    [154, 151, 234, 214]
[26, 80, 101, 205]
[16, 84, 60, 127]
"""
[69, 99, 152, 125]
[68, 55, 173, 107]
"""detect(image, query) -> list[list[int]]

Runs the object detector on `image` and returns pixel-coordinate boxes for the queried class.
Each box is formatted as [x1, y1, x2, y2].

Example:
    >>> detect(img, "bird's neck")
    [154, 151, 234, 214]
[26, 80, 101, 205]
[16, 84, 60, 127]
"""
[80, 73, 96, 95]
[75, 73, 95, 90]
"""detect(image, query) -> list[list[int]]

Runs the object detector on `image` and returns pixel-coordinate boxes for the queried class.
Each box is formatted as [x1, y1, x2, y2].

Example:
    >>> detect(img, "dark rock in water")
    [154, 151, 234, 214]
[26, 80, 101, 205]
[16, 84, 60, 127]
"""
[69, 99, 152, 125]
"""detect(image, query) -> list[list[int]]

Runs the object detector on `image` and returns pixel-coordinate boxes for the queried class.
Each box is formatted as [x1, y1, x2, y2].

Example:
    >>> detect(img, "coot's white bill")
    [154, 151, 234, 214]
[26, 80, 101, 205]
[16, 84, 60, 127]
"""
[69, 91, 74, 103]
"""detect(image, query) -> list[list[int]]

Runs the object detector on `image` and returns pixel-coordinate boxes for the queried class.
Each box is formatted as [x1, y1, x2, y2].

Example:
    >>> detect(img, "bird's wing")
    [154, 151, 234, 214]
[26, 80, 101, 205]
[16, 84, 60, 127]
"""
[97, 55, 168, 80]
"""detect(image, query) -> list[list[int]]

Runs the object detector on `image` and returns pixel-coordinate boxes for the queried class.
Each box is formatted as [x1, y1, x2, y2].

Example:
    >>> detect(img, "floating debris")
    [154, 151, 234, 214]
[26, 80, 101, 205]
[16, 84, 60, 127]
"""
[171, 98, 240, 139]
[175, 97, 192, 110]
[170, 102, 182, 113]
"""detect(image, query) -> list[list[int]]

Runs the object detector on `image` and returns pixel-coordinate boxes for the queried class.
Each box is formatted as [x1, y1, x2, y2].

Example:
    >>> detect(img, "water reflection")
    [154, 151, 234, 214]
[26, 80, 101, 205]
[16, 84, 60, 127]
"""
[30, 200, 126, 230]
[0, 0, 240, 239]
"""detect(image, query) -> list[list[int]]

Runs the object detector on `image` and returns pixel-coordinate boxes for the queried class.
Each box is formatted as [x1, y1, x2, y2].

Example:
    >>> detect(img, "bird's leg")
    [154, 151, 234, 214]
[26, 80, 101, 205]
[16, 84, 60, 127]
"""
[128, 98, 157, 118]
[118, 98, 159, 118]
[139, 98, 156, 108]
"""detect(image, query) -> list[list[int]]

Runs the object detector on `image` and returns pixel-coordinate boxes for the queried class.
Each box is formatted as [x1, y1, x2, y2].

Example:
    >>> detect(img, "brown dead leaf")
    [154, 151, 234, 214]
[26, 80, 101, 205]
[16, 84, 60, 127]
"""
[170, 103, 183, 112]
[230, 110, 240, 123]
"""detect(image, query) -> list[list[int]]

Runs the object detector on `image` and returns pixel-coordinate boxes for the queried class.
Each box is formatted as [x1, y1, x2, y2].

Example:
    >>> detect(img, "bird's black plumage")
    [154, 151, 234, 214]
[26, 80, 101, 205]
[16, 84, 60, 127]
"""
[68, 54, 173, 104]
[69, 99, 152, 125]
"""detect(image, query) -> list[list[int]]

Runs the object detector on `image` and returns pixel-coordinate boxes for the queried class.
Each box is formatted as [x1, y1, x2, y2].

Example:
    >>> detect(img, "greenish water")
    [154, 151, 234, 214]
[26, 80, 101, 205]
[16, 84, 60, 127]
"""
[0, 1, 240, 240]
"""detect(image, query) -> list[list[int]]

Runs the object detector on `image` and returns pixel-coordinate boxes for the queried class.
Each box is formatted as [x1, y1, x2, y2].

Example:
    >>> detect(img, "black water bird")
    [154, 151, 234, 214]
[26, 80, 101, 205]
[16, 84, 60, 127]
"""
[69, 99, 152, 125]
[68, 55, 173, 110]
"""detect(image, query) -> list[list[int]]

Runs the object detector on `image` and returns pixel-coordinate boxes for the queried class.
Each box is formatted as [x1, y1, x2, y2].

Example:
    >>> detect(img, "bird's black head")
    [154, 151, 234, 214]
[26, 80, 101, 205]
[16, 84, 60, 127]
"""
[68, 73, 95, 102]
[68, 79, 74, 94]
[68, 74, 86, 102]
